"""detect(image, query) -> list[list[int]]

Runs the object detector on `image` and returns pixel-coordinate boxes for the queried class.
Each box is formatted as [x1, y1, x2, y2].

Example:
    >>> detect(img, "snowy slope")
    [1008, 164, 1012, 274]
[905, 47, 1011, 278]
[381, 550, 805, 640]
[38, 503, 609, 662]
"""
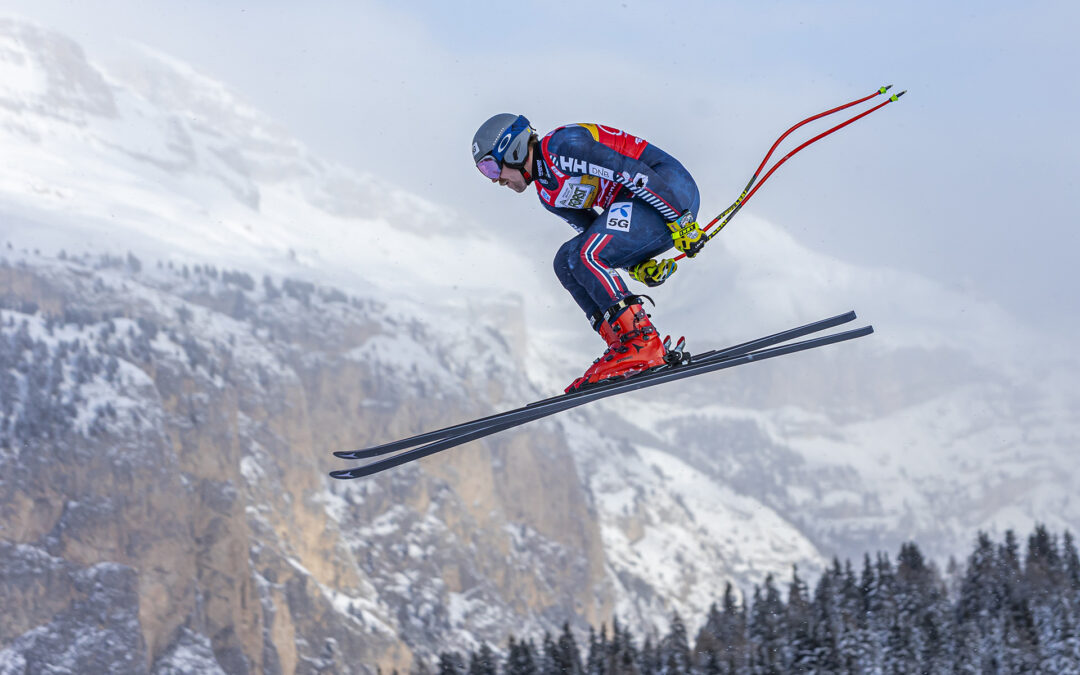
[0, 17, 550, 308]
[2, 16, 1078, 647]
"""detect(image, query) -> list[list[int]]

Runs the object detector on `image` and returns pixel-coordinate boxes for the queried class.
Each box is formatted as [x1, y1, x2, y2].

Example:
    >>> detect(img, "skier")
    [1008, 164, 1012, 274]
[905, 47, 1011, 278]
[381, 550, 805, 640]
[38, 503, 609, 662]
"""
[338, 89, 897, 477]
[471, 114, 704, 392]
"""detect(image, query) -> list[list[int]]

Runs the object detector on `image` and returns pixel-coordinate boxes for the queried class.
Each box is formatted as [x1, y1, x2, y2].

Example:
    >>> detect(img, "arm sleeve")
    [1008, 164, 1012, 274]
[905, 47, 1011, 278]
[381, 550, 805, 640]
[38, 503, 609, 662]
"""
[547, 127, 689, 222]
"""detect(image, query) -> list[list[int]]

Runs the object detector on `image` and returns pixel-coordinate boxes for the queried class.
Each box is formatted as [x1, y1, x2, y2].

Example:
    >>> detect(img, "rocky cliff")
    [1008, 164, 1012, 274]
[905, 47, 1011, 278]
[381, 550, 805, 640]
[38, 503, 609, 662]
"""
[0, 254, 614, 672]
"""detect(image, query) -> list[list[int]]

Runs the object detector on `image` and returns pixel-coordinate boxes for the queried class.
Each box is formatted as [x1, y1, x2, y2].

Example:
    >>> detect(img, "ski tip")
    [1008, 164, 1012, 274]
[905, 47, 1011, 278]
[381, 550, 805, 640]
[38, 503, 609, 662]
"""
[333, 450, 358, 459]
[329, 469, 360, 480]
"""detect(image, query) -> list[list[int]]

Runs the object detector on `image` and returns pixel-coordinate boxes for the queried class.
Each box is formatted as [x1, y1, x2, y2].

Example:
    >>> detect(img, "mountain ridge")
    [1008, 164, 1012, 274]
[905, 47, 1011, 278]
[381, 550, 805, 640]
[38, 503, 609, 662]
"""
[1, 16, 1077, 672]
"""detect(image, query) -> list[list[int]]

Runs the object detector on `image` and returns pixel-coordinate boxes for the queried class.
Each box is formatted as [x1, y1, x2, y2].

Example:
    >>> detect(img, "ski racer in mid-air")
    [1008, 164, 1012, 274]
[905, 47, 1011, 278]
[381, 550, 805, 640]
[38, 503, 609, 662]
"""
[335, 90, 897, 478]
[471, 114, 704, 392]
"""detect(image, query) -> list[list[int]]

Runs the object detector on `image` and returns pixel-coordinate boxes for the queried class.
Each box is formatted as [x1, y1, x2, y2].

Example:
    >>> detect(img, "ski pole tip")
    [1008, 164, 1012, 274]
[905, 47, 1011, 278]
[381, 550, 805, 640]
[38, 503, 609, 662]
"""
[890, 90, 907, 102]
[879, 84, 893, 94]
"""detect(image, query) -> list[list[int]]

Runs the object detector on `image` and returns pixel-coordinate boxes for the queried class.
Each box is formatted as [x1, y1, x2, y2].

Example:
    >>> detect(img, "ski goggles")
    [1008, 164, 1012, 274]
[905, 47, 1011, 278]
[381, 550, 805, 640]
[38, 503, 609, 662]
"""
[475, 155, 502, 180]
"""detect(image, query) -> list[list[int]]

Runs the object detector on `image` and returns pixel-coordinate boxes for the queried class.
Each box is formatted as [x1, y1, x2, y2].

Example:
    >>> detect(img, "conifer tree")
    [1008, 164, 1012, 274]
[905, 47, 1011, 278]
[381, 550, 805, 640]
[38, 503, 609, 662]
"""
[837, 558, 859, 624]
[611, 617, 640, 673]
[1027, 524, 1063, 602]
[955, 532, 998, 670]
[1001, 594, 1039, 672]
[1064, 531, 1080, 600]
[585, 626, 605, 675]
[873, 552, 898, 627]
[639, 635, 659, 675]
[663, 612, 691, 674]
[785, 565, 814, 671]
[468, 643, 497, 675]
[835, 559, 863, 671]
[858, 553, 875, 625]
[894, 542, 935, 669]
[695, 601, 724, 663]
[437, 651, 466, 675]
[551, 622, 583, 675]
[916, 601, 949, 674]
[959, 532, 998, 624]
[609, 617, 624, 667]
[999, 529, 1024, 615]
[749, 576, 785, 674]
[506, 636, 538, 675]
[703, 649, 722, 675]
[856, 553, 886, 671]
[810, 567, 842, 673]
[899, 543, 949, 673]
[540, 632, 558, 675]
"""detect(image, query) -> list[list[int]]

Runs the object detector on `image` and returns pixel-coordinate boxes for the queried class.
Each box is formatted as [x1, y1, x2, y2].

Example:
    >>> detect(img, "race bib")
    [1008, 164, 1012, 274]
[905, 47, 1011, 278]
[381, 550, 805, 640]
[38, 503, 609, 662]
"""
[554, 177, 599, 209]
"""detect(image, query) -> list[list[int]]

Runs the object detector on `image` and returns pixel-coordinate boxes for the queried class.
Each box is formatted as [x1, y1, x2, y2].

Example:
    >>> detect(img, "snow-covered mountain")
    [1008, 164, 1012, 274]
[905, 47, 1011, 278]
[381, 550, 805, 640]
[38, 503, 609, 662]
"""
[1, 16, 1077, 672]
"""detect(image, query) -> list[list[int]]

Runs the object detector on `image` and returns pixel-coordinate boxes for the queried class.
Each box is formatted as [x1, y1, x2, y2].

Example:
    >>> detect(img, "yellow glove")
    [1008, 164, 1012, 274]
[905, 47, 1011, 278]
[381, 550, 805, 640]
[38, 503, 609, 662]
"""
[668, 211, 705, 257]
[629, 258, 678, 287]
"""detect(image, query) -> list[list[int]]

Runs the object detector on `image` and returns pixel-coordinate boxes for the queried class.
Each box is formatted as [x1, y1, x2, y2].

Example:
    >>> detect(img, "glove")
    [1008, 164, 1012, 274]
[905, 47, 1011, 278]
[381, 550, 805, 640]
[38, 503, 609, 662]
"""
[668, 210, 705, 257]
[629, 258, 678, 287]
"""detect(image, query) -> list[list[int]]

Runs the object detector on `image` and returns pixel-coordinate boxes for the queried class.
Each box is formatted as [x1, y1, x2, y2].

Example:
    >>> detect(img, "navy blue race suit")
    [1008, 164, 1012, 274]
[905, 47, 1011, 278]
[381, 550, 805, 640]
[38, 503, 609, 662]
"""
[532, 123, 700, 321]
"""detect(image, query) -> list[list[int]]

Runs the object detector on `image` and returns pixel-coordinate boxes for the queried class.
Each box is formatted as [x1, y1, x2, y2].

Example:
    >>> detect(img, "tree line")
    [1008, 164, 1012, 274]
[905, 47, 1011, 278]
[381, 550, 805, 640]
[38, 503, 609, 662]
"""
[423, 525, 1080, 674]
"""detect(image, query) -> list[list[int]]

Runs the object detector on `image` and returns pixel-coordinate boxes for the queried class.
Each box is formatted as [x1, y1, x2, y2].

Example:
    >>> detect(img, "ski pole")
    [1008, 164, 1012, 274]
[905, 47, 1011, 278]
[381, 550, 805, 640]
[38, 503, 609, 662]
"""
[672, 85, 906, 262]
[709, 86, 891, 230]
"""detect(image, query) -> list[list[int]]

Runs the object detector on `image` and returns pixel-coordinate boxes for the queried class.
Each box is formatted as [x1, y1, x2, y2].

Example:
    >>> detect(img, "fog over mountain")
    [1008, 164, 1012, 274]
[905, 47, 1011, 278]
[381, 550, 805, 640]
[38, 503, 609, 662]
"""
[1, 18, 1077, 673]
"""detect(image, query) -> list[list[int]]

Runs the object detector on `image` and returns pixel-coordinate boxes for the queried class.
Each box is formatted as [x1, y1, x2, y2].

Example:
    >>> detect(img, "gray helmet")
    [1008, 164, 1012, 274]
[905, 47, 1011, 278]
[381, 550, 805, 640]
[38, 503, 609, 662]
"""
[472, 114, 534, 173]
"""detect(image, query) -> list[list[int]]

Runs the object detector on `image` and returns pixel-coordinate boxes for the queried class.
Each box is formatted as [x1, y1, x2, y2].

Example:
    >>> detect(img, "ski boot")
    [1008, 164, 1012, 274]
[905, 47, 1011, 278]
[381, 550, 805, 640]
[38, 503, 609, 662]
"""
[565, 311, 621, 393]
[566, 298, 668, 392]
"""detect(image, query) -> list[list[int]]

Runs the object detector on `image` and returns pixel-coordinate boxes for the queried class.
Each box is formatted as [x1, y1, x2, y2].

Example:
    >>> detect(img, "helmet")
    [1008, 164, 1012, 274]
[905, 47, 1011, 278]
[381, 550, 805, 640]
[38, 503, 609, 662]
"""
[472, 113, 534, 179]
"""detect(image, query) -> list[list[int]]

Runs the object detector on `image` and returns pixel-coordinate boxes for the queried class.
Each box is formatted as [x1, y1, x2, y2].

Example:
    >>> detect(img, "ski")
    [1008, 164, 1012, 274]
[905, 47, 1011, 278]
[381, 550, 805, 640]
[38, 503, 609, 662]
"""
[333, 311, 858, 461]
[329, 318, 872, 479]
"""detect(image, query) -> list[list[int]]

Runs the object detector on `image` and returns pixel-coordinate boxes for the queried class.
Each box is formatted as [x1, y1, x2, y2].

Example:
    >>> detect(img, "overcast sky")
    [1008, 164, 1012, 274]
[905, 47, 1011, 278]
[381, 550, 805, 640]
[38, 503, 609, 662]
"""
[4, 0, 1079, 337]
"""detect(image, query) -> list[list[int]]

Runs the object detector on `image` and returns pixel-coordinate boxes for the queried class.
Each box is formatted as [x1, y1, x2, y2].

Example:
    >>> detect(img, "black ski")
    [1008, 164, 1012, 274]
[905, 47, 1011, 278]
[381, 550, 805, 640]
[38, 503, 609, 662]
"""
[334, 311, 857, 461]
[330, 317, 872, 479]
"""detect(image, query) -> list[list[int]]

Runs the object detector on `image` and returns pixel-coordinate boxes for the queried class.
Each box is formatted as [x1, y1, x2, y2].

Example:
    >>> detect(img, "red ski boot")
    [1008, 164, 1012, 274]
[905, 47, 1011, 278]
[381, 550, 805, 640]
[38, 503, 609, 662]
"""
[566, 315, 620, 393]
[566, 301, 668, 392]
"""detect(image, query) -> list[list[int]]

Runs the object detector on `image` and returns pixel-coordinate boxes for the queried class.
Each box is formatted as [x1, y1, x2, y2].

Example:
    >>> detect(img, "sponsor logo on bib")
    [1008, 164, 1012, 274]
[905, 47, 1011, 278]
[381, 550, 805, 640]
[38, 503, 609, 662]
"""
[606, 202, 633, 232]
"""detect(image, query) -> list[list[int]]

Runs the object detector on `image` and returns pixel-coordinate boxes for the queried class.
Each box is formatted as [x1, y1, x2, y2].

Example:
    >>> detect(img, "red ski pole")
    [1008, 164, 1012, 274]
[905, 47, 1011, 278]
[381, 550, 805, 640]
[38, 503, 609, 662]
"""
[672, 86, 905, 263]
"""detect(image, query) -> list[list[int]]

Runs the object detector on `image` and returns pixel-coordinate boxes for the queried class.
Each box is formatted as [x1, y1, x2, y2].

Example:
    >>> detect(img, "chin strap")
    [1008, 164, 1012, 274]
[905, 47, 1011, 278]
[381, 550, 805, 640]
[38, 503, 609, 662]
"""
[523, 145, 544, 186]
